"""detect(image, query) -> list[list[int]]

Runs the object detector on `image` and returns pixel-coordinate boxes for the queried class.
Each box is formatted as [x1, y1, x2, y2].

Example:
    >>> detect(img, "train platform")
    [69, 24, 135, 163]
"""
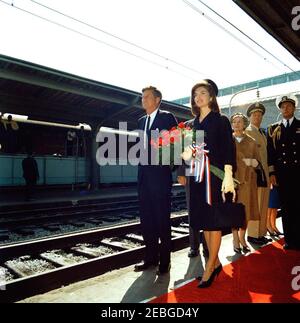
[0, 184, 184, 209]
[18, 218, 296, 304]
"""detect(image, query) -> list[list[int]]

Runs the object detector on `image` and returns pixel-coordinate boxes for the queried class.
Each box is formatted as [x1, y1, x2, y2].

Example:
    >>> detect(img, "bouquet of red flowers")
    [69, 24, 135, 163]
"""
[151, 121, 240, 205]
[150, 121, 240, 184]
[150, 122, 194, 167]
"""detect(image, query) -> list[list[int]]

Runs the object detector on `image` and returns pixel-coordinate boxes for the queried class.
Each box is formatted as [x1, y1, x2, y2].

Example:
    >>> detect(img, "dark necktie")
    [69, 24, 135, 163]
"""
[286, 119, 290, 128]
[144, 116, 150, 149]
[145, 116, 151, 135]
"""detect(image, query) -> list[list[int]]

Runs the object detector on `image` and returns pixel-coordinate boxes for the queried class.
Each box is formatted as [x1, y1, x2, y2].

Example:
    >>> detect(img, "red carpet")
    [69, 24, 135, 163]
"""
[152, 239, 300, 303]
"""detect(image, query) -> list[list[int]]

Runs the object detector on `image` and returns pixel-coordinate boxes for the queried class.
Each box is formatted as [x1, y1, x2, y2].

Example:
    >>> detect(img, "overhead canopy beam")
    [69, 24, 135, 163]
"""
[0, 92, 110, 123]
[233, 0, 300, 61]
[0, 67, 133, 106]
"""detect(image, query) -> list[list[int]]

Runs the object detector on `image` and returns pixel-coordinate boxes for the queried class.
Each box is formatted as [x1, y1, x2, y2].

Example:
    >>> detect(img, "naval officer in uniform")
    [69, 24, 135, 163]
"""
[267, 94, 300, 250]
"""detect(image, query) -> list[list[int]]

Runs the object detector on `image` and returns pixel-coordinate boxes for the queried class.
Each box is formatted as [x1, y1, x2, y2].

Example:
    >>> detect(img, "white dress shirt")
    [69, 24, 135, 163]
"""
[145, 109, 158, 131]
[144, 108, 158, 148]
[282, 117, 294, 128]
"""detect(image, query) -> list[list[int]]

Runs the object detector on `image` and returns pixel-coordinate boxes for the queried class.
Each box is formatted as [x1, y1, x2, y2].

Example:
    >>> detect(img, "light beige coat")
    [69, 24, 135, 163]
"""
[234, 134, 260, 222]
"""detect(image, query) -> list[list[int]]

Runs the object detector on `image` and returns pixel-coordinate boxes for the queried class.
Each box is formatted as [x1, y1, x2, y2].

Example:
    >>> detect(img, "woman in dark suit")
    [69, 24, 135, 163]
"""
[178, 80, 236, 288]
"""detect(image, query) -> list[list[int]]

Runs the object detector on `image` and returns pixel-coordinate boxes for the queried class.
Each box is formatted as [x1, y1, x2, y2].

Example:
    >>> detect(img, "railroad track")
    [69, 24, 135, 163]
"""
[0, 191, 187, 245]
[0, 213, 189, 303]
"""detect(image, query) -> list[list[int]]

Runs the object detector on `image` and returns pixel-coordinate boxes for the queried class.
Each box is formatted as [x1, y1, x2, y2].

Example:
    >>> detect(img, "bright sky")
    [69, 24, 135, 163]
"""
[0, 0, 299, 101]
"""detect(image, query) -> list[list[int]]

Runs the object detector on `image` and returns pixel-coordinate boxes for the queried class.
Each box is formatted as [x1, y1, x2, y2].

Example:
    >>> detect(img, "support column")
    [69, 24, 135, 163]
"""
[89, 124, 100, 190]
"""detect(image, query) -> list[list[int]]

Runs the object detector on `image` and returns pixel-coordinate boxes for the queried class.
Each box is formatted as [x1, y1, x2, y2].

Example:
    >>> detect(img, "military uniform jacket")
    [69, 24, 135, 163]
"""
[267, 117, 300, 176]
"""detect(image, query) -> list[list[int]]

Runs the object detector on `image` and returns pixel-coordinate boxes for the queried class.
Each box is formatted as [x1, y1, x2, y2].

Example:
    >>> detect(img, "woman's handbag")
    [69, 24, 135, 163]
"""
[212, 200, 246, 229]
[202, 193, 246, 230]
[255, 162, 267, 187]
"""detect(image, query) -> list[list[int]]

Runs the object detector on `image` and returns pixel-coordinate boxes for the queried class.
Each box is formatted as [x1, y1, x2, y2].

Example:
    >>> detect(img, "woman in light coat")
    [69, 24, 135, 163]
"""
[231, 113, 260, 253]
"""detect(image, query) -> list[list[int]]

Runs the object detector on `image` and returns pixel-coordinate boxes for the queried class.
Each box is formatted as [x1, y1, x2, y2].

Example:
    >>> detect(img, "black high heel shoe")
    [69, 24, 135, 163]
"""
[241, 245, 251, 253]
[234, 246, 242, 254]
[213, 263, 222, 276]
[197, 263, 222, 281]
[267, 229, 276, 237]
[274, 230, 284, 236]
[197, 270, 216, 288]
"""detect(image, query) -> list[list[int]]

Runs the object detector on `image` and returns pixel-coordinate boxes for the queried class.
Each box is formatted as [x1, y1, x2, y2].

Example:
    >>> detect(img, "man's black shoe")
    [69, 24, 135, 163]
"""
[156, 264, 171, 275]
[134, 261, 157, 272]
[188, 249, 199, 258]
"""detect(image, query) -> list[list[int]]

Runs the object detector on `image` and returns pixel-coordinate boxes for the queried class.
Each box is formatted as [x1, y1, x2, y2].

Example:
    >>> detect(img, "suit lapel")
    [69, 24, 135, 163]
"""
[150, 109, 160, 131]
[139, 116, 147, 131]
[251, 125, 267, 146]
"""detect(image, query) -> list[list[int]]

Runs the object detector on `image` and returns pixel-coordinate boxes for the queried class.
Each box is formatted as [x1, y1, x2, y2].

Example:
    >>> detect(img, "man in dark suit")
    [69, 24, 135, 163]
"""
[134, 86, 178, 274]
[22, 152, 39, 201]
[267, 94, 300, 250]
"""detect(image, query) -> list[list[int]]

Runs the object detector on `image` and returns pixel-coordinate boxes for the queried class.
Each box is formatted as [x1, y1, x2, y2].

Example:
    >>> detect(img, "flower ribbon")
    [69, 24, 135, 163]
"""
[190, 143, 212, 205]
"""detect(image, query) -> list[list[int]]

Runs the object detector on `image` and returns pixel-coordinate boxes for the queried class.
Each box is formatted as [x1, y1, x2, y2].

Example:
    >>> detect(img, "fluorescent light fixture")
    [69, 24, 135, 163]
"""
[0, 113, 91, 130]
[2, 113, 28, 121]
[99, 126, 139, 137]
[79, 123, 91, 131]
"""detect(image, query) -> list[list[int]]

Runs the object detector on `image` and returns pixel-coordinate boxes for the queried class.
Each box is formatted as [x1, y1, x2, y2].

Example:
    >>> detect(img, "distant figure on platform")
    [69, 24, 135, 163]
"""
[267, 94, 300, 250]
[134, 86, 178, 275]
[22, 152, 39, 201]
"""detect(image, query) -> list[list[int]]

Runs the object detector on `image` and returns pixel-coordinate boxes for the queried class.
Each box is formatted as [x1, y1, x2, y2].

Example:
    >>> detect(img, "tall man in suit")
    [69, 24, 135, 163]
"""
[245, 103, 272, 245]
[267, 94, 300, 250]
[134, 86, 178, 274]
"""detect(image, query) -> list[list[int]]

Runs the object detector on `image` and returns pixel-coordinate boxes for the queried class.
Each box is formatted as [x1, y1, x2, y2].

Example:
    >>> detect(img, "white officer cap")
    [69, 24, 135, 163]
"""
[276, 94, 298, 110]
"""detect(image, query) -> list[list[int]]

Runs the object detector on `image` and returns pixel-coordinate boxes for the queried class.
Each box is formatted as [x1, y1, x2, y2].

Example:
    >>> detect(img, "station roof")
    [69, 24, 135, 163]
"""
[0, 54, 190, 129]
[234, 0, 300, 62]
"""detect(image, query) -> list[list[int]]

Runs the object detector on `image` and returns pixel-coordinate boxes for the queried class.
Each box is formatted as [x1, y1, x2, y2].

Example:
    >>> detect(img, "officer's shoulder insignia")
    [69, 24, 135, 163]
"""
[270, 121, 281, 128]
[267, 122, 278, 134]
[268, 122, 282, 148]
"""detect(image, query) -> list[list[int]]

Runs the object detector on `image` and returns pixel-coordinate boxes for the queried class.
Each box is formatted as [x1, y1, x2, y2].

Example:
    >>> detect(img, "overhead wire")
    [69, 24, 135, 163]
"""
[0, 0, 199, 80]
[30, 0, 206, 77]
[2, 0, 298, 84]
[195, 0, 298, 74]
[182, 0, 298, 75]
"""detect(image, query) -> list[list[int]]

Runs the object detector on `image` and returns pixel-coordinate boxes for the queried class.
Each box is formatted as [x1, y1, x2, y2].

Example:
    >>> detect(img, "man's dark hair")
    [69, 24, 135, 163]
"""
[142, 86, 162, 103]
